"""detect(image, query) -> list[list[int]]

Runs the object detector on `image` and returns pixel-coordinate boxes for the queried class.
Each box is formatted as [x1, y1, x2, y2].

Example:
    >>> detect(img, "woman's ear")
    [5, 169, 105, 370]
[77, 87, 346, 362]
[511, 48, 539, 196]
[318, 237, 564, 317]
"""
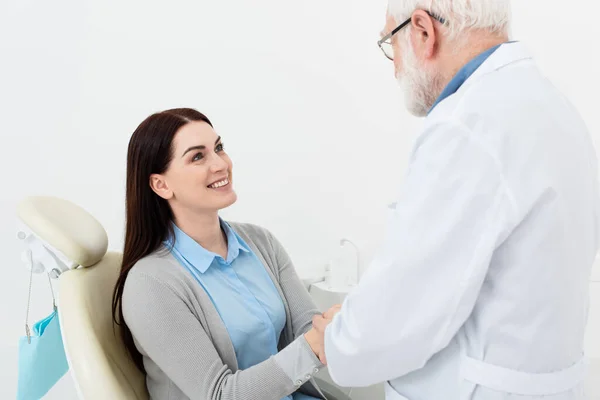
[150, 174, 173, 200]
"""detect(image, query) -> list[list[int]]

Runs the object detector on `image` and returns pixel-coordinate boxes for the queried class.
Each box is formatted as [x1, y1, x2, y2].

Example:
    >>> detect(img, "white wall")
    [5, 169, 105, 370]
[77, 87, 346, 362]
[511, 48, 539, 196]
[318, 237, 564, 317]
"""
[0, 1, 598, 398]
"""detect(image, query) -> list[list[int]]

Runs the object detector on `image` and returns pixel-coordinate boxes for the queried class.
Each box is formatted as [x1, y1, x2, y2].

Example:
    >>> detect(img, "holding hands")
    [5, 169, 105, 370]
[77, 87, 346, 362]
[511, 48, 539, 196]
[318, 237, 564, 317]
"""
[304, 304, 342, 365]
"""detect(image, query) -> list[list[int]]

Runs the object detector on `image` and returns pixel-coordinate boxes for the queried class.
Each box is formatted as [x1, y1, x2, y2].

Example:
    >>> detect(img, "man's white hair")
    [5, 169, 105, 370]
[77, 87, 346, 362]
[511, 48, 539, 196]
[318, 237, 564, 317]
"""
[388, 0, 512, 40]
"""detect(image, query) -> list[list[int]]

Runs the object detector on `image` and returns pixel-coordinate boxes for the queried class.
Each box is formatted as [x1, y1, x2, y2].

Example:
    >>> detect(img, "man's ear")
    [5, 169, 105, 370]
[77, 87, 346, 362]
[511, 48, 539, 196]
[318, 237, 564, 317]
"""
[150, 174, 174, 200]
[410, 10, 438, 59]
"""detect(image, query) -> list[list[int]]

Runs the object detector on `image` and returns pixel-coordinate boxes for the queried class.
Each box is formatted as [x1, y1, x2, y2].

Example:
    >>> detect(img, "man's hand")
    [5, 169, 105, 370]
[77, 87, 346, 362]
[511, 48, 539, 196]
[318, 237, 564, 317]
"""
[323, 304, 341, 320]
[305, 304, 343, 365]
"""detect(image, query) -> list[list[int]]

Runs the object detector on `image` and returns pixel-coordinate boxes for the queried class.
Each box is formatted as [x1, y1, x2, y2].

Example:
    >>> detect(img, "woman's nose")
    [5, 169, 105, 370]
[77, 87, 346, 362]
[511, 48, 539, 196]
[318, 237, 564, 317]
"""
[209, 154, 228, 173]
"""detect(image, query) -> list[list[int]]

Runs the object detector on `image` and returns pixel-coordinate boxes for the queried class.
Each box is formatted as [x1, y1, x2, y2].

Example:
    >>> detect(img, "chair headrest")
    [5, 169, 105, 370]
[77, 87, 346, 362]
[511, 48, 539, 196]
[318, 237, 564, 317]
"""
[17, 196, 109, 267]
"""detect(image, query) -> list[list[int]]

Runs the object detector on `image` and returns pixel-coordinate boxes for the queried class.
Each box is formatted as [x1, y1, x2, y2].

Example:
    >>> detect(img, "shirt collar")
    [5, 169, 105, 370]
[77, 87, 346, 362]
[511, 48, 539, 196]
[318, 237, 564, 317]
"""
[428, 42, 509, 114]
[169, 218, 250, 273]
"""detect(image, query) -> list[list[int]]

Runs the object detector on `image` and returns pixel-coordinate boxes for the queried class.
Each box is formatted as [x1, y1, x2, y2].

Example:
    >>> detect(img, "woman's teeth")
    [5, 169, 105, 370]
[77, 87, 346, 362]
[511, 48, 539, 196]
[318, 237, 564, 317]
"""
[208, 178, 229, 189]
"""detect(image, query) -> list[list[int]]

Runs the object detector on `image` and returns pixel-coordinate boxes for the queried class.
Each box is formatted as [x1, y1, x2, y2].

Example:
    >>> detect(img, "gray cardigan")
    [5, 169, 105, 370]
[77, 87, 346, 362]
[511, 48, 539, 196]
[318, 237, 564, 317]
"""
[122, 222, 326, 400]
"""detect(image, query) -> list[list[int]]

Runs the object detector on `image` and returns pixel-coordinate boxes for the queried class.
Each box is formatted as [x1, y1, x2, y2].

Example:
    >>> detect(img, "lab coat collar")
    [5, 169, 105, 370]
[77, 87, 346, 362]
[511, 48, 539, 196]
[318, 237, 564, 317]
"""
[429, 43, 502, 113]
[463, 41, 533, 87]
[428, 41, 532, 114]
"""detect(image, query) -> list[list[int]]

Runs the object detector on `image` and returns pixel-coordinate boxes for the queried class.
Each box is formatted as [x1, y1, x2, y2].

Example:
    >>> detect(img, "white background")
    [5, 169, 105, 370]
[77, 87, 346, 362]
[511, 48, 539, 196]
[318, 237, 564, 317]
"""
[1, 0, 598, 398]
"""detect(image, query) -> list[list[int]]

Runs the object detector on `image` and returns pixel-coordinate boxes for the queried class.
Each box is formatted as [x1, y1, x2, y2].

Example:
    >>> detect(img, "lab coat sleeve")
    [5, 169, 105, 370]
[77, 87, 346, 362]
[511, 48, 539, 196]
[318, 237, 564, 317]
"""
[324, 119, 516, 387]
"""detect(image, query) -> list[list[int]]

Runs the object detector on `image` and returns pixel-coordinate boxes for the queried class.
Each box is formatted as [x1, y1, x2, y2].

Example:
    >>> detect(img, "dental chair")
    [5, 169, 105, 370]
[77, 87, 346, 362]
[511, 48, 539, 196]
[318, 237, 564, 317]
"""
[17, 196, 147, 400]
[16, 195, 351, 400]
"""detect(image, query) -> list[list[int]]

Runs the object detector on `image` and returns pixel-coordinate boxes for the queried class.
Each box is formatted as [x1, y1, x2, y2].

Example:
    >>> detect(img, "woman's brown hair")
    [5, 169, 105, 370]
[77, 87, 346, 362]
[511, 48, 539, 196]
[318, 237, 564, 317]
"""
[112, 108, 212, 371]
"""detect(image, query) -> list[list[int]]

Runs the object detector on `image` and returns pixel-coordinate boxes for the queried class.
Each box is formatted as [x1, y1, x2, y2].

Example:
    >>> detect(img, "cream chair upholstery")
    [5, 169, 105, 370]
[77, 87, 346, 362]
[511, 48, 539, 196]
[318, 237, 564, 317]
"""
[17, 196, 148, 400]
[59, 251, 148, 400]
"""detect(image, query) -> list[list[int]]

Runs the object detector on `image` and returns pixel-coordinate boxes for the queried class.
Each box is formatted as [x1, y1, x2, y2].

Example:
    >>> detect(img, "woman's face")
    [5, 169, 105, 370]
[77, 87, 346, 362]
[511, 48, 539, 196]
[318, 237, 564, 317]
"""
[150, 121, 237, 214]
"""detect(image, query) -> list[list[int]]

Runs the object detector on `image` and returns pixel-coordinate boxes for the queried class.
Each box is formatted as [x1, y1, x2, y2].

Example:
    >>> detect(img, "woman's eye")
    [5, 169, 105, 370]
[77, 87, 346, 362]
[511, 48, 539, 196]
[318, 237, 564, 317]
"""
[192, 152, 203, 162]
[216, 143, 225, 152]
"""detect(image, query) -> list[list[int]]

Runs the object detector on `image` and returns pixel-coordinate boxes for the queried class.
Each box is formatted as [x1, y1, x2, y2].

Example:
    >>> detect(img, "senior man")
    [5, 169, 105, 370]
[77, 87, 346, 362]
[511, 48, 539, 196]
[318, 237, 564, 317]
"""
[312, 1, 598, 399]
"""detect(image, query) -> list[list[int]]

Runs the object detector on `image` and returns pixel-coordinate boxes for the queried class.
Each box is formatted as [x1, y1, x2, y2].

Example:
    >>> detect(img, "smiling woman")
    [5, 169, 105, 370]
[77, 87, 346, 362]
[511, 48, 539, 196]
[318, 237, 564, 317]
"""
[148, 118, 237, 224]
[111, 108, 332, 400]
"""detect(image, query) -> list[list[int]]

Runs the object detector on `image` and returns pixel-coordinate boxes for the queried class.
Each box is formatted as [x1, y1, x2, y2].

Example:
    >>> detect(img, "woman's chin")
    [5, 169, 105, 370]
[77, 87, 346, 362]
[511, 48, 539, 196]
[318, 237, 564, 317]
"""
[216, 191, 238, 210]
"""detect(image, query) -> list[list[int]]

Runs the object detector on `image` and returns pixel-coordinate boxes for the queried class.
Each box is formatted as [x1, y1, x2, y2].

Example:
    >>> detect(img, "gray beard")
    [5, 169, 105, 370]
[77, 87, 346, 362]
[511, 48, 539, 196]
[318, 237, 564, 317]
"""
[396, 46, 445, 117]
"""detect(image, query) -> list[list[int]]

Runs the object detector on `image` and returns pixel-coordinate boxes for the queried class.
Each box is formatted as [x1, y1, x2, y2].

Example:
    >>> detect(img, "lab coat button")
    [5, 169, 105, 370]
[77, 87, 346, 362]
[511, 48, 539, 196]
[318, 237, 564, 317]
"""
[295, 380, 302, 387]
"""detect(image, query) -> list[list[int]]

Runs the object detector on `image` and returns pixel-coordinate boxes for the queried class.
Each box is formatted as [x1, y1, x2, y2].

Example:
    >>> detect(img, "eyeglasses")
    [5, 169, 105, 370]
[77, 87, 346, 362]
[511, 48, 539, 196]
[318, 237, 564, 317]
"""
[377, 11, 446, 61]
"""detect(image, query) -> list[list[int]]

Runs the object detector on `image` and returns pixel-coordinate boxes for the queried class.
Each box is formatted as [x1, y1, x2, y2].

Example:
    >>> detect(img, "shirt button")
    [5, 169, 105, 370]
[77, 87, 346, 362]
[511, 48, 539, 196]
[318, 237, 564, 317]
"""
[305, 374, 311, 380]
[295, 380, 302, 387]
[313, 368, 319, 374]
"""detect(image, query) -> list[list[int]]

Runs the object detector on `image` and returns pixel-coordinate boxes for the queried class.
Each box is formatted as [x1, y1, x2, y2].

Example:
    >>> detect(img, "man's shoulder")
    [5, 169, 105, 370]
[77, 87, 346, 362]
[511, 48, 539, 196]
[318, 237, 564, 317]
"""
[425, 58, 560, 140]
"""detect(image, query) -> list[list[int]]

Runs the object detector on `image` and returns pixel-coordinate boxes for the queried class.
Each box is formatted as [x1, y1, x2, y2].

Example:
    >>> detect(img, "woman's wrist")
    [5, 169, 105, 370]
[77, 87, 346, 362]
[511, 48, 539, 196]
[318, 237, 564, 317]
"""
[304, 328, 320, 356]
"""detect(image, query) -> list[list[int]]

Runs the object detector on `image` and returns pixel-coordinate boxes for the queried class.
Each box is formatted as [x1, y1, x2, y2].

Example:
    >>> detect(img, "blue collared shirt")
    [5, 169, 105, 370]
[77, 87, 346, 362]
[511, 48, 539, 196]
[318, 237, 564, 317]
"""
[428, 43, 505, 113]
[167, 220, 318, 400]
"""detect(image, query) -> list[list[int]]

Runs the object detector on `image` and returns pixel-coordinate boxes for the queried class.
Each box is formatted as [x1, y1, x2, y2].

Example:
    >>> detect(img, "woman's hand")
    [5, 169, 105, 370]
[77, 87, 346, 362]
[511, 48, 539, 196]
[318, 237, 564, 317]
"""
[305, 305, 342, 365]
[304, 328, 326, 364]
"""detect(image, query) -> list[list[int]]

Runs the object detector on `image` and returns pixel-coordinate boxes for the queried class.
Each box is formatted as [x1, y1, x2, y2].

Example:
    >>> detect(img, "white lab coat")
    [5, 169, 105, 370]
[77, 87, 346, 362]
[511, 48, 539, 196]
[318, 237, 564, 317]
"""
[324, 42, 599, 399]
